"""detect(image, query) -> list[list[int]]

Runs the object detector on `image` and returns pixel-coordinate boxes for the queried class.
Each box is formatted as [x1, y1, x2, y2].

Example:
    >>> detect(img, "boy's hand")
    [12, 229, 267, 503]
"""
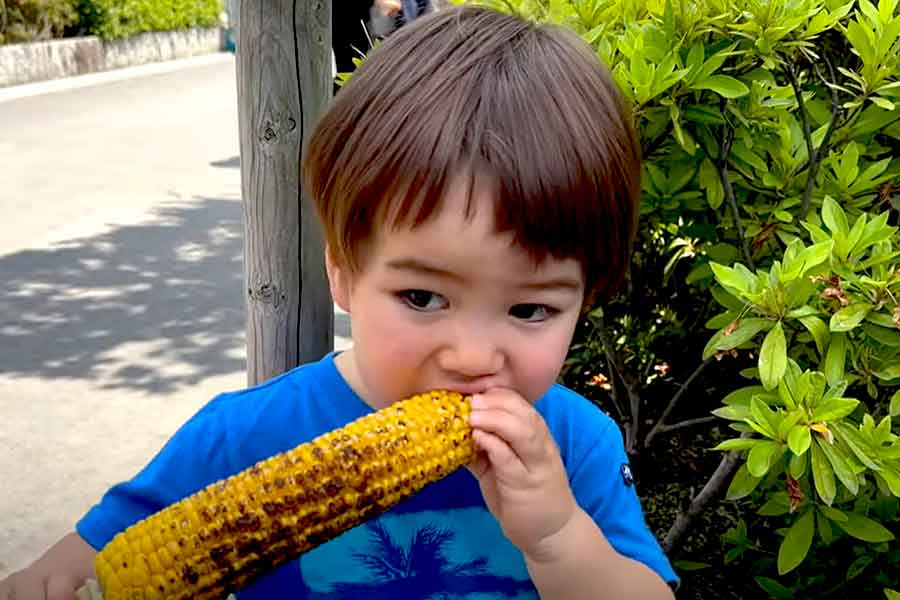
[0, 568, 79, 600]
[0, 533, 97, 600]
[466, 388, 579, 560]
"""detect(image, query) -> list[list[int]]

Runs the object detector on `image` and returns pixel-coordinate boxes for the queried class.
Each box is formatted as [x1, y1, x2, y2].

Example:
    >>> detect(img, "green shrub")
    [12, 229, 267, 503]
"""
[459, 0, 900, 596]
[0, 0, 79, 45]
[75, 0, 221, 41]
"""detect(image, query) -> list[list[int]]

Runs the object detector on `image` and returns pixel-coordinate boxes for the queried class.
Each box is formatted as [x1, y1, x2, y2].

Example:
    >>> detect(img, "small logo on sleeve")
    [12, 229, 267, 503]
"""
[620, 463, 635, 486]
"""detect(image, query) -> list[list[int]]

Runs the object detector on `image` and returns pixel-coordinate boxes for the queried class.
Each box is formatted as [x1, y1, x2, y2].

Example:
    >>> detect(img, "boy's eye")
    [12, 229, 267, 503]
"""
[509, 304, 558, 322]
[399, 290, 448, 312]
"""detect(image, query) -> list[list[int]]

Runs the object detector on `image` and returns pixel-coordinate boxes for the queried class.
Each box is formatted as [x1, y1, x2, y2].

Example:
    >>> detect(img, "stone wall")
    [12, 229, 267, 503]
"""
[0, 28, 222, 88]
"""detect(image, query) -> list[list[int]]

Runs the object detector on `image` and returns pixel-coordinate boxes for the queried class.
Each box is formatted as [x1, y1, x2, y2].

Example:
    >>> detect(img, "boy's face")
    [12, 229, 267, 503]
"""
[327, 178, 585, 410]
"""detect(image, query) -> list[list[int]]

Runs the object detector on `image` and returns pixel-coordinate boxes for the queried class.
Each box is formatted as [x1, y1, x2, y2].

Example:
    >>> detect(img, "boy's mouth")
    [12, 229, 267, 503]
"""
[435, 383, 494, 396]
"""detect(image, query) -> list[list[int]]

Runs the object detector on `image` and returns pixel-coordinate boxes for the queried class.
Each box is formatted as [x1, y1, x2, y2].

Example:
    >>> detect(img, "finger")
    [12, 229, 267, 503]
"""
[46, 577, 75, 600]
[473, 388, 534, 420]
[7, 573, 45, 600]
[471, 429, 525, 477]
[465, 452, 489, 479]
[469, 402, 551, 467]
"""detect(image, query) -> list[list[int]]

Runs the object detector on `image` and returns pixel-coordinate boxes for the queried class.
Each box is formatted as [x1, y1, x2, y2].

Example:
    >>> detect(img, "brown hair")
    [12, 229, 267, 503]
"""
[302, 5, 640, 303]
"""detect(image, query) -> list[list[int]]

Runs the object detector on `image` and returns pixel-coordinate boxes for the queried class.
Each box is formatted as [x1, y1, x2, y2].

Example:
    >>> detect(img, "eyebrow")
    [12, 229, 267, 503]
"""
[385, 258, 463, 282]
[385, 258, 582, 292]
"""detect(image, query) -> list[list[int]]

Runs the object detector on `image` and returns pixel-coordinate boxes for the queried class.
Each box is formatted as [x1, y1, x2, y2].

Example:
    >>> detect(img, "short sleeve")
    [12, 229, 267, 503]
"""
[76, 394, 236, 550]
[538, 387, 679, 589]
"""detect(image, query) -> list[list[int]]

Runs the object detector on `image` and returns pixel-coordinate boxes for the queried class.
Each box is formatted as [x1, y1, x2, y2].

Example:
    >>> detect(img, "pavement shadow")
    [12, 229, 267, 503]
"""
[0, 196, 247, 394]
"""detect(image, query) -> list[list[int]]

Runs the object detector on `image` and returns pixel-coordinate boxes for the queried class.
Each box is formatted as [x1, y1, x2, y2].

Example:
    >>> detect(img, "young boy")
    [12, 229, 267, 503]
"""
[0, 6, 678, 599]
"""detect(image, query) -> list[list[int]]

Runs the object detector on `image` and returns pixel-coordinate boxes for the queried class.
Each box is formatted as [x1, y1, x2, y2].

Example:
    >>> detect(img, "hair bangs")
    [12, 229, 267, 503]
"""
[303, 6, 640, 301]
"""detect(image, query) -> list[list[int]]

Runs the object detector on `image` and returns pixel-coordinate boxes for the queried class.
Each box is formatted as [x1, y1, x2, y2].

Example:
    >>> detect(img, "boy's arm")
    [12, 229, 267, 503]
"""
[524, 509, 674, 600]
[0, 532, 96, 600]
[467, 388, 675, 600]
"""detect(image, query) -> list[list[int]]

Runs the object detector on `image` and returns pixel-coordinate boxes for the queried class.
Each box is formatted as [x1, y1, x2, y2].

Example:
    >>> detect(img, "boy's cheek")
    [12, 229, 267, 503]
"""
[355, 323, 428, 394]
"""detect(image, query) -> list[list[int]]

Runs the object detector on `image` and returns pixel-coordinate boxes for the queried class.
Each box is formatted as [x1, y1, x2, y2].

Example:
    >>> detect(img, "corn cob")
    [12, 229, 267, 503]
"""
[90, 390, 475, 600]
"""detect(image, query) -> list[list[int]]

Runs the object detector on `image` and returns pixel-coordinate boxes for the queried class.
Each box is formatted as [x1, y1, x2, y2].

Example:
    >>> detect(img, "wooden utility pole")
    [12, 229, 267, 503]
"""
[236, 0, 334, 386]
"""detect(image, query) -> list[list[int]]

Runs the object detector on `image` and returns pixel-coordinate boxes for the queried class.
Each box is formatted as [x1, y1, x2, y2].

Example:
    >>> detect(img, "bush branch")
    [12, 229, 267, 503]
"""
[661, 436, 749, 552]
[717, 113, 755, 269]
[643, 358, 713, 448]
[654, 415, 718, 434]
[786, 59, 841, 220]
[595, 311, 642, 454]
[642, 122, 674, 160]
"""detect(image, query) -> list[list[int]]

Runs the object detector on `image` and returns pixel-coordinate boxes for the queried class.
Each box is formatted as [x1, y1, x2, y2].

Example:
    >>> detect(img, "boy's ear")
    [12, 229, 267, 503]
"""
[325, 245, 351, 313]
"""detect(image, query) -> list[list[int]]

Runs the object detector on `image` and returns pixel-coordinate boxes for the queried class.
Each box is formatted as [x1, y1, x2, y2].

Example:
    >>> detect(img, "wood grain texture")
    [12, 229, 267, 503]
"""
[237, 0, 333, 386]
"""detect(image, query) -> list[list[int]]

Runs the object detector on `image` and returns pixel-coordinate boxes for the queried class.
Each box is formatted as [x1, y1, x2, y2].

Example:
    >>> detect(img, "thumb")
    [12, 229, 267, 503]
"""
[465, 453, 490, 480]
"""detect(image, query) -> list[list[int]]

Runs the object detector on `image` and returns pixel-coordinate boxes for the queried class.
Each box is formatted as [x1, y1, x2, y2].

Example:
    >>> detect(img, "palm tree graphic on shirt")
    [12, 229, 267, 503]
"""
[322, 521, 535, 599]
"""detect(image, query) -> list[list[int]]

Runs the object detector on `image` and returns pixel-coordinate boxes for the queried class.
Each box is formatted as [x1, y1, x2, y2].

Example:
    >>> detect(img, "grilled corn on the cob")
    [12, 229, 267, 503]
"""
[90, 390, 475, 600]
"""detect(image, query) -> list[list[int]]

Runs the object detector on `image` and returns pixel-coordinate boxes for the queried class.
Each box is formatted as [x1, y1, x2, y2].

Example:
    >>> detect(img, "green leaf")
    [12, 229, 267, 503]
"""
[714, 438, 762, 451]
[836, 513, 895, 542]
[706, 310, 738, 329]
[755, 577, 793, 599]
[846, 554, 874, 581]
[872, 96, 896, 110]
[694, 75, 750, 98]
[886, 589, 900, 599]
[778, 378, 797, 410]
[824, 332, 847, 387]
[712, 405, 752, 421]
[822, 196, 850, 237]
[891, 391, 900, 417]
[874, 364, 900, 381]
[796, 240, 834, 275]
[879, 467, 900, 496]
[830, 304, 872, 332]
[817, 438, 859, 495]
[758, 493, 791, 516]
[695, 43, 737, 82]
[833, 423, 881, 470]
[788, 426, 811, 455]
[686, 42, 705, 76]
[799, 316, 829, 355]
[686, 262, 712, 283]
[845, 20, 876, 72]
[866, 311, 898, 329]
[671, 560, 710, 571]
[811, 440, 837, 505]
[789, 450, 808, 478]
[715, 318, 771, 351]
[750, 397, 779, 438]
[722, 386, 767, 406]
[711, 263, 753, 295]
[811, 398, 860, 421]
[711, 285, 745, 311]
[748, 441, 781, 477]
[786, 306, 819, 319]
[759, 322, 787, 390]
[777, 510, 815, 575]
[699, 159, 725, 209]
[863, 323, 900, 347]
[727, 464, 763, 500]
[818, 509, 836, 544]
[819, 505, 848, 522]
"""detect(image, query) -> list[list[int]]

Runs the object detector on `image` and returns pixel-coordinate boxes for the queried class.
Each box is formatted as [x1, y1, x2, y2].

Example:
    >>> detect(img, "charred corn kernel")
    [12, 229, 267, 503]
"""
[93, 391, 475, 600]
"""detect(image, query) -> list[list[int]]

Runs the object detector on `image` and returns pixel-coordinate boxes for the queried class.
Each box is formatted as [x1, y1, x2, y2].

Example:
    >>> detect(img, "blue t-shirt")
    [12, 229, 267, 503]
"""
[77, 353, 678, 597]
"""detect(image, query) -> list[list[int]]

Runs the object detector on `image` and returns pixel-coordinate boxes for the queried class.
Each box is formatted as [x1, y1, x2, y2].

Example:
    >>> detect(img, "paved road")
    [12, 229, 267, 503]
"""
[0, 55, 349, 578]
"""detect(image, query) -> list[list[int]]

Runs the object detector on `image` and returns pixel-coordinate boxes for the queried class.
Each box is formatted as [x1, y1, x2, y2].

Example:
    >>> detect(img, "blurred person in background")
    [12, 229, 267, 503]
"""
[333, 0, 434, 91]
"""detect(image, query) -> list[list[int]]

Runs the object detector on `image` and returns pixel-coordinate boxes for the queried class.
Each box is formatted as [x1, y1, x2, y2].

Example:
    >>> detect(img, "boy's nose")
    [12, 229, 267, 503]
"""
[438, 335, 504, 383]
